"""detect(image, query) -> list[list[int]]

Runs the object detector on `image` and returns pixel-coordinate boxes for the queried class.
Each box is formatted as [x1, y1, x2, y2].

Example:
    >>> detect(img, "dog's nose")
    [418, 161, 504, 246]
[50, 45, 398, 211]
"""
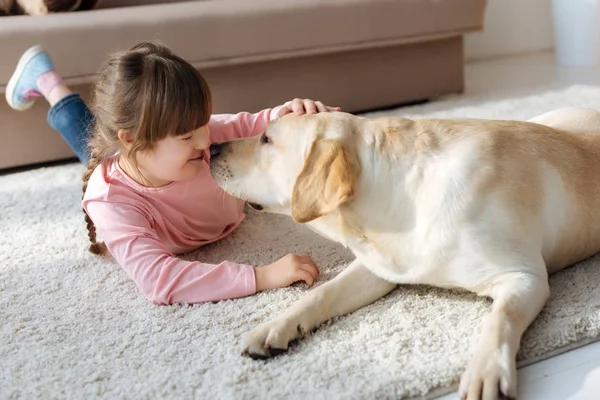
[209, 142, 223, 159]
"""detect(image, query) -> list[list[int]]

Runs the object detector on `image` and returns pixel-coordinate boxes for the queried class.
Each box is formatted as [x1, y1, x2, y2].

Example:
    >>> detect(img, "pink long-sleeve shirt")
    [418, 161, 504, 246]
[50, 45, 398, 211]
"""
[82, 107, 281, 305]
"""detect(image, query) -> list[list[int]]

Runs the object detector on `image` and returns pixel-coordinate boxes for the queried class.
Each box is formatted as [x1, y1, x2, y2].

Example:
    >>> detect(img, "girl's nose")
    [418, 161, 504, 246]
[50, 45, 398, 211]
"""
[194, 128, 210, 149]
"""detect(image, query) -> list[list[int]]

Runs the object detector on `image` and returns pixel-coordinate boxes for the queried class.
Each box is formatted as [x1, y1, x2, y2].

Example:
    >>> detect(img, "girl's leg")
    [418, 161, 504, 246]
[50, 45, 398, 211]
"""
[5, 45, 93, 164]
[46, 93, 94, 165]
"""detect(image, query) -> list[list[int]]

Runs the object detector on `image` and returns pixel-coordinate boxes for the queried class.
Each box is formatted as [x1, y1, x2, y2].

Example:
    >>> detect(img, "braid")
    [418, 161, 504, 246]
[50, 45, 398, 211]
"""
[82, 150, 107, 255]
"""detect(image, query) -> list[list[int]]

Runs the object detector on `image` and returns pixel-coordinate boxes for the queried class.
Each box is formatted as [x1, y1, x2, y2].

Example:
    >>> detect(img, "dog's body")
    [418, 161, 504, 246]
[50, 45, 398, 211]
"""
[209, 107, 600, 400]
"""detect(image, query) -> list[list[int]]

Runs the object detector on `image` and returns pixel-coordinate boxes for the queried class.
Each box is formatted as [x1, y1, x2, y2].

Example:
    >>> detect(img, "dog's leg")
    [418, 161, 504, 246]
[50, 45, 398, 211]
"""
[459, 270, 550, 400]
[242, 259, 396, 359]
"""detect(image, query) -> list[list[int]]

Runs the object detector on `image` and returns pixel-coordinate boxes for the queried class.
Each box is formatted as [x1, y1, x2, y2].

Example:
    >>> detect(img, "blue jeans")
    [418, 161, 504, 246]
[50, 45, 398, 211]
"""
[48, 93, 93, 165]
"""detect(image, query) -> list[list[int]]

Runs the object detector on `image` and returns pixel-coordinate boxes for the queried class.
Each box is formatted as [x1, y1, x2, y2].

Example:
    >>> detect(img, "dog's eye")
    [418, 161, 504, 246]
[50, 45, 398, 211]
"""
[260, 134, 271, 144]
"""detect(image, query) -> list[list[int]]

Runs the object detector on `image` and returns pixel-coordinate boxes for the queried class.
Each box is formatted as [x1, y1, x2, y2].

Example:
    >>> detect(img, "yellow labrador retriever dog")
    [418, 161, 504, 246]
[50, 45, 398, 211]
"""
[209, 107, 600, 400]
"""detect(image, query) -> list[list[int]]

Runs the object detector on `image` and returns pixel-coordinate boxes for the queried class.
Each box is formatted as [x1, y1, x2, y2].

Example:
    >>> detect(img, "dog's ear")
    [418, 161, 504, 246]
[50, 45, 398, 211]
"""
[291, 139, 359, 223]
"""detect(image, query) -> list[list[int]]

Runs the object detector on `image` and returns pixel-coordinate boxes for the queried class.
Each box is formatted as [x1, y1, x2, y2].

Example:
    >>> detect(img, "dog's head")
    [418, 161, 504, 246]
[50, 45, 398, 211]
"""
[209, 112, 360, 223]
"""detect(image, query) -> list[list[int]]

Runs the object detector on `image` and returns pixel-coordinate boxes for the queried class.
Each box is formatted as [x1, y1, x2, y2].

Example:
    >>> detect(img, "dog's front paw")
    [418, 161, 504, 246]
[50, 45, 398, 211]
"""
[242, 317, 307, 360]
[459, 345, 517, 400]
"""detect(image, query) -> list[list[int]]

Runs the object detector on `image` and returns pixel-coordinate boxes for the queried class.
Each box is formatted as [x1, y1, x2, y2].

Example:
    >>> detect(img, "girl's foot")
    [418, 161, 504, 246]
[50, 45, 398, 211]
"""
[5, 45, 63, 111]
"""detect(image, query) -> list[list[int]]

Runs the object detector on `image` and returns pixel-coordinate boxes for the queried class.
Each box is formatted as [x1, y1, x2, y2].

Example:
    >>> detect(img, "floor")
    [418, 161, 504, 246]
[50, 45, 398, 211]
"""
[436, 51, 600, 400]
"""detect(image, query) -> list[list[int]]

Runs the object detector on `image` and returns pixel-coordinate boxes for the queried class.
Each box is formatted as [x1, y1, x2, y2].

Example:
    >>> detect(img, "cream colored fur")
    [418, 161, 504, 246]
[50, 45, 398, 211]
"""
[209, 107, 600, 400]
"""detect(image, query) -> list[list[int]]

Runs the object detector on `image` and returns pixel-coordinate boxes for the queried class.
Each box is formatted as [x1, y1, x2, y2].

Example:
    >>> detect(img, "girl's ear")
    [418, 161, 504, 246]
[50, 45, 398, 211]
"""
[117, 129, 134, 150]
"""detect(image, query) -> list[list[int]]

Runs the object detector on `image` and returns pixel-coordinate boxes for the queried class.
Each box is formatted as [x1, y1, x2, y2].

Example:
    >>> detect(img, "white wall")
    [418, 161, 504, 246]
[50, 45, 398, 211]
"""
[464, 0, 555, 61]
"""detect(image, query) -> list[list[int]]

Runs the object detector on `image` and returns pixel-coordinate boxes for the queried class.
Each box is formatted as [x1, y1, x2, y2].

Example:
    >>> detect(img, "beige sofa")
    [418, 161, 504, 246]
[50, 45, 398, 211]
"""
[0, 0, 487, 169]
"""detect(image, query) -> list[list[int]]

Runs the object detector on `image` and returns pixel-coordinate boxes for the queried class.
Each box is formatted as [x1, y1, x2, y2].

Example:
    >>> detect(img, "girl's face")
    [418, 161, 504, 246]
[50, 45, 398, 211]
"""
[133, 125, 211, 187]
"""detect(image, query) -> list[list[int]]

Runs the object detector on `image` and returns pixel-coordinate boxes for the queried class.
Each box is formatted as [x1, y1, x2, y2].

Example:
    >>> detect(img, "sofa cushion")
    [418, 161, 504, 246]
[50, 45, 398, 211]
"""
[0, 0, 486, 88]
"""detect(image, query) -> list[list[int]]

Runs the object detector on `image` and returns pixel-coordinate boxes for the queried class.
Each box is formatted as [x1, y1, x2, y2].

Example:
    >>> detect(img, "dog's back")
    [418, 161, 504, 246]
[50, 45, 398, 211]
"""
[330, 113, 600, 288]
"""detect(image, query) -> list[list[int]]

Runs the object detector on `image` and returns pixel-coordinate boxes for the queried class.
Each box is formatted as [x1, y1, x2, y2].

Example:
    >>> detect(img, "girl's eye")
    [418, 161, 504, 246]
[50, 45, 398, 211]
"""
[260, 134, 270, 144]
[182, 135, 193, 141]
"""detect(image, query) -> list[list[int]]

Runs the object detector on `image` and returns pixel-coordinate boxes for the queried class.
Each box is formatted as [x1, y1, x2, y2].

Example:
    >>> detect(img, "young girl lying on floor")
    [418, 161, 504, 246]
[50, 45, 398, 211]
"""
[6, 41, 340, 304]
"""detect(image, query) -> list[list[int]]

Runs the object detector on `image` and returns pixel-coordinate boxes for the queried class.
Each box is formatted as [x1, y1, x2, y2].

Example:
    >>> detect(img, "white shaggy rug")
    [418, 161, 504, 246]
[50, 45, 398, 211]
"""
[3, 85, 600, 400]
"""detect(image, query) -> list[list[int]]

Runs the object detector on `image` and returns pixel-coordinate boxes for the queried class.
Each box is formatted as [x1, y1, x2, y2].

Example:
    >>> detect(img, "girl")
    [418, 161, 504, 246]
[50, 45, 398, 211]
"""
[6, 41, 340, 305]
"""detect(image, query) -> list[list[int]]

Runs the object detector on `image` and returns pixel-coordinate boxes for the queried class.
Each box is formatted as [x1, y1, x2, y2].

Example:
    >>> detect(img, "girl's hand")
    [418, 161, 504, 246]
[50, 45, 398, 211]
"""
[254, 254, 319, 291]
[278, 98, 341, 117]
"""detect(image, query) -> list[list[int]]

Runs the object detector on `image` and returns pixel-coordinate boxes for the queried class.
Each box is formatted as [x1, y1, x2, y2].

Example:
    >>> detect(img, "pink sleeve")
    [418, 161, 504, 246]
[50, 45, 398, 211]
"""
[209, 106, 284, 142]
[85, 200, 256, 305]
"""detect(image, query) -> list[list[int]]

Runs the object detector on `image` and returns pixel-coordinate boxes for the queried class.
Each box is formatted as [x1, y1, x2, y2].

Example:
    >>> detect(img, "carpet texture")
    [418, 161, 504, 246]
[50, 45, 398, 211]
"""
[3, 85, 600, 400]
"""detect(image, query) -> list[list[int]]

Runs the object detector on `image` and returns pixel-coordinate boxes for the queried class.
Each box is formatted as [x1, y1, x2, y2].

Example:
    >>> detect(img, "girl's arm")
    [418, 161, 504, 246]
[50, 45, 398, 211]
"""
[209, 98, 341, 142]
[84, 201, 319, 305]
[85, 201, 256, 305]
[208, 107, 281, 142]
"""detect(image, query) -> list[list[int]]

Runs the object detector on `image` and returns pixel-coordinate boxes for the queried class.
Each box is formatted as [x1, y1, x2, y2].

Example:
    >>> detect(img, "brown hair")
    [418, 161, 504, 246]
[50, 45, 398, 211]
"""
[82, 41, 212, 254]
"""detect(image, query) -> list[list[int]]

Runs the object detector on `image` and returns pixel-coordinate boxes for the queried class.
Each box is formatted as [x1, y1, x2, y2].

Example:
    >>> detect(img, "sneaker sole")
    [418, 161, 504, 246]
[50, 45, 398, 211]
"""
[5, 45, 45, 111]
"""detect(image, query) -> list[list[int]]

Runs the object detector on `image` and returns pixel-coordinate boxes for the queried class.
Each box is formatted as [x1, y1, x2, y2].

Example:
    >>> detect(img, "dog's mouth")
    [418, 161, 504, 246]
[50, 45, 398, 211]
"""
[246, 202, 264, 211]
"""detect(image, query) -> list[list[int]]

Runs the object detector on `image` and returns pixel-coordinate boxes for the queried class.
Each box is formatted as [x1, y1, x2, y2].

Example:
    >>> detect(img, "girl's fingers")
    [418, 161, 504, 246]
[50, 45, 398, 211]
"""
[297, 254, 318, 270]
[300, 262, 319, 279]
[315, 101, 327, 113]
[303, 99, 318, 114]
[294, 268, 316, 287]
[292, 98, 304, 115]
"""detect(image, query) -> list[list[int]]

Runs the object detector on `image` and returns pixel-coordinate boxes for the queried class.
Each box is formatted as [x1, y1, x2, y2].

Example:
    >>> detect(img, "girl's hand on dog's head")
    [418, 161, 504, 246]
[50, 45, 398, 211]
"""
[278, 98, 341, 117]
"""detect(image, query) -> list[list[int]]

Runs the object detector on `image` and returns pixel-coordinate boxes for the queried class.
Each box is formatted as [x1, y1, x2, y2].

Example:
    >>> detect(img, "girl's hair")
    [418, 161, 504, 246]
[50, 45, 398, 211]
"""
[82, 41, 212, 255]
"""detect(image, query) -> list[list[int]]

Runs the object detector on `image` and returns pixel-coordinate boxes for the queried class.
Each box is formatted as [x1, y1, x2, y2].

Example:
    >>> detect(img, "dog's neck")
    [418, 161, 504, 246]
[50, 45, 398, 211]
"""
[306, 207, 361, 249]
